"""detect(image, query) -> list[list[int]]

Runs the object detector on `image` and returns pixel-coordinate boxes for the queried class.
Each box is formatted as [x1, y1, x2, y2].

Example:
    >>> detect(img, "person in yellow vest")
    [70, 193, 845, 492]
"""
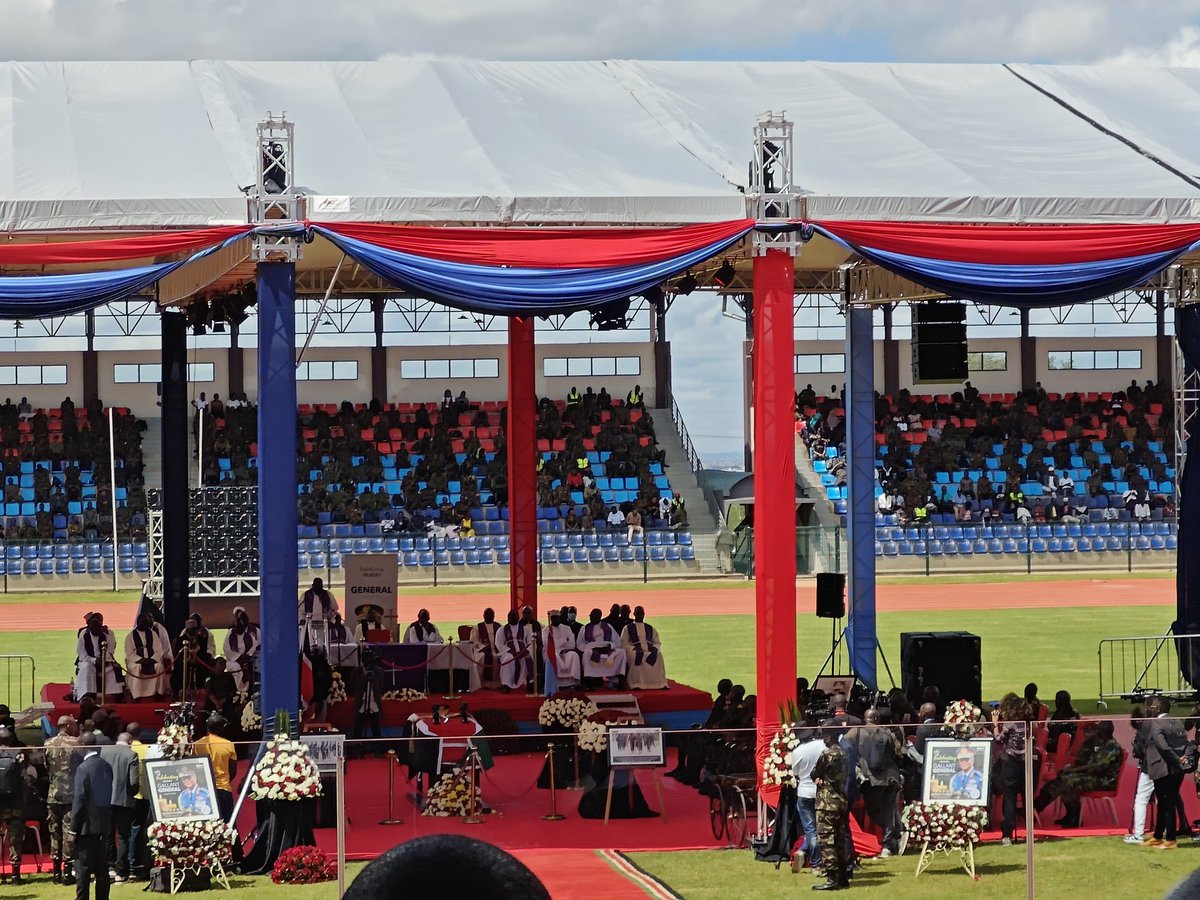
[670, 495, 688, 528]
[566, 387, 581, 409]
[913, 504, 928, 525]
[125, 723, 150, 880]
[625, 385, 645, 411]
[575, 455, 590, 474]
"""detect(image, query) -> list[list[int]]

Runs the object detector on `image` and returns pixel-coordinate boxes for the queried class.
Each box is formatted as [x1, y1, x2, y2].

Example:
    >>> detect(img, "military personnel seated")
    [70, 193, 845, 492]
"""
[1033, 720, 1123, 828]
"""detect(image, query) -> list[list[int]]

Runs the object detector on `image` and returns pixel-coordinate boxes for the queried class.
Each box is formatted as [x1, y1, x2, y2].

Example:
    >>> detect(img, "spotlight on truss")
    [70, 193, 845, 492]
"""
[713, 260, 737, 288]
[589, 296, 632, 331]
[675, 273, 698, 295]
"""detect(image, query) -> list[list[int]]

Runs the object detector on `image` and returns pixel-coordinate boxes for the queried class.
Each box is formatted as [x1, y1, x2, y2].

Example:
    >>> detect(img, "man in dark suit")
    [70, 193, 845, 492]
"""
[100, 733, 140, 882]
[1145, 696, 1191, 849]
[71, 733, 114, 900]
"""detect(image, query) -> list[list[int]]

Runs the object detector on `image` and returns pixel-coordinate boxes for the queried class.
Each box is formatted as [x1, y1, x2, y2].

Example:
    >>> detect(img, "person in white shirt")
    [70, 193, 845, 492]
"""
[1133, 495, 1152, 522]
[470, 608, 503, 689]
[402, 609, 444, 644]
[657, 495, 672, 524]
[222, 607, 260, 693]
[76, 613, 123, 701]
[621, 606, 667, 690]
[790, 728, 827, 872]
[605, 506, 625, 531]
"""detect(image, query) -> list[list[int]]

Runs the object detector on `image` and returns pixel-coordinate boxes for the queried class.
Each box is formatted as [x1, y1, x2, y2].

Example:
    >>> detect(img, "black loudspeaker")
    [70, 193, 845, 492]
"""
[900, 631, 982, 706]
[912, 301, 968, 384]
[815, 572, 846, 619]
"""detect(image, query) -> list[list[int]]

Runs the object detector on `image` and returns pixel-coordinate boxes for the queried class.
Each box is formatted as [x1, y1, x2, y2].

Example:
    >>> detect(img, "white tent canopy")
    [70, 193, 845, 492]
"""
[2, 59, 1200, 231]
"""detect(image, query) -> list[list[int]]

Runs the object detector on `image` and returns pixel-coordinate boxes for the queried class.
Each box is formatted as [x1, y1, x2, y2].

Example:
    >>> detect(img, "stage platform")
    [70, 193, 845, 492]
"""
[39, 680, 714, 736]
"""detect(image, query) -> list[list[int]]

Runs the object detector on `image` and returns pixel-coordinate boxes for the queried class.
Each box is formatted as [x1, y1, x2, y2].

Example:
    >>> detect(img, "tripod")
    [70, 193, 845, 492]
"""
[814, 621, 898, 693]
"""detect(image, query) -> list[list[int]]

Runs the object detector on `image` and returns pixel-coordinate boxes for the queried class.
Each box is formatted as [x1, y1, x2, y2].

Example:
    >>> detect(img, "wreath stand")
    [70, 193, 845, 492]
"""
[167, 860, 231, 894]
[914, 840, 977, 880]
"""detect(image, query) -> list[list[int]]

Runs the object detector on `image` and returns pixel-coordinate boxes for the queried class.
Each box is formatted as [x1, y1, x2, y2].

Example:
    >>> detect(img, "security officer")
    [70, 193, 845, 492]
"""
[44, 715, 81, 883]
[812, 726, 850, 891]
[625, 384, 645, 411]
[566, 386, 581, 409]
[0, 725, 34, 885]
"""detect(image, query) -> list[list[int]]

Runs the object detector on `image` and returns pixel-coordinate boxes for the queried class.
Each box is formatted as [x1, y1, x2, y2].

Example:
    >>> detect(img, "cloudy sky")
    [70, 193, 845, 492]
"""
[3, 1, 1198, 460]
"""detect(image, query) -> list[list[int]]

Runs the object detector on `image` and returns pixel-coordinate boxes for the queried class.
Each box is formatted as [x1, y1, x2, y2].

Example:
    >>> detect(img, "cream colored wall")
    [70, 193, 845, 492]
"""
[0, 350, 83, 408]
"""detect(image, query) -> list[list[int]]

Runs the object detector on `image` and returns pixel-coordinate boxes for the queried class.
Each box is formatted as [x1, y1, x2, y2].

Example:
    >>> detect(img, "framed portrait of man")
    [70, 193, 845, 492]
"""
[812, 676, 856, 698]
[922, 739, 992, 806]
[608, 727, 665, 768]
[146, 757, 220, 823]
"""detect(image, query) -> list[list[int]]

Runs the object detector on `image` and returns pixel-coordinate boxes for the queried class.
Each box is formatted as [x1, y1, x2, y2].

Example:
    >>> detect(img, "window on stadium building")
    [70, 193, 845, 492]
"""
[967, 351, 1007, 372]
[542, 356, 641, 377]
[113, 363, 214, 383]
[0, 365, 67, 385]
[399, 358, 500, 379]
[1047, 350, 1142, 371]
[793, 353, 845, 374]
[297, 360, 359, 381]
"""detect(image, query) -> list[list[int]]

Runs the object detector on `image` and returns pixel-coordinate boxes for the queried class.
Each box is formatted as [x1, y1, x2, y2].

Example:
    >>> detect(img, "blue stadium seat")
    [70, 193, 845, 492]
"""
[297, 553, 310, 569]
[680, 546, 695, 561]
[541, 548, 558, 564]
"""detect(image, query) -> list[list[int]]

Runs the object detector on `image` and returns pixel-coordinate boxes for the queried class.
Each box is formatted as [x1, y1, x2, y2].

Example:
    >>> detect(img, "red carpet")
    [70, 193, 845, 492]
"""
[515, 850, 676, 899]
[40, 680, 713, 735]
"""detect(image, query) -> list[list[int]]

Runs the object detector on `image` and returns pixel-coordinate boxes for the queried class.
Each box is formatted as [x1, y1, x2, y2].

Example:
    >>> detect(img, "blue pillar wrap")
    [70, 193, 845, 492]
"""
[845, 304, 877, 689]
[256, 261, 300, 730]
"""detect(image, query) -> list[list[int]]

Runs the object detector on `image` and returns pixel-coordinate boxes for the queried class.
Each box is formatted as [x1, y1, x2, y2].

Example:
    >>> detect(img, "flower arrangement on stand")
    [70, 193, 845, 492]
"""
[155, 722, 192, 760]
[577, 718, 609, 754]
[762, 724, 800, 788]
[942, 700, 984, 740]
[537, 692, 599, 731]
[148, 820, 236, 868]
[382, 688, 427, 702]
[421, 768, 476, 817]
[902, 802, 989, 849]
[249, 735, 323, 801]
[326, 672, 347, 704]
[240, 703, 262, 733]
[270, 846, 336, 885]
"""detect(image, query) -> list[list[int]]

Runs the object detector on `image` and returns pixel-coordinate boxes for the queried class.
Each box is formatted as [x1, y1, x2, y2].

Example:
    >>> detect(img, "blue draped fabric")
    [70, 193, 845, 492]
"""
[311, 225, 748, 316]
[810, 224, 1200, 308]
[0, 233, 250, 319]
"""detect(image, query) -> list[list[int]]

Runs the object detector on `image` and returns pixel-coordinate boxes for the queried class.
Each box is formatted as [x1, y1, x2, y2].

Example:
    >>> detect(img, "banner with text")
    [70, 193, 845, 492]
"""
[344, 553, 399, 631]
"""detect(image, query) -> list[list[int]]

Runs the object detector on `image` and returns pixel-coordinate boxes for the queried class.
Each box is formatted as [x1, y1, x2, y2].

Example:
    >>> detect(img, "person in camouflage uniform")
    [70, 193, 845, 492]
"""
[44, 715, 81, 883]
[0, 725, 37, 884]
[812, 728, 850, 892]
[1034, 719, 1123, 828]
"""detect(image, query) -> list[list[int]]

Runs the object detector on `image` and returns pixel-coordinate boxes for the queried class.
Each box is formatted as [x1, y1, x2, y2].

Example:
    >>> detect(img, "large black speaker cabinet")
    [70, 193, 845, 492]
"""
[815, 572, 846, 619]
[912, 301, 968, 384]
[900, 631, 982, 706]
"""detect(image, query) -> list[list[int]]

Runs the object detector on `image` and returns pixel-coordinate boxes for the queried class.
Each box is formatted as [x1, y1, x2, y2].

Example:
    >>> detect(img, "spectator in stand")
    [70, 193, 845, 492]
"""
[626, 507, 644, 544]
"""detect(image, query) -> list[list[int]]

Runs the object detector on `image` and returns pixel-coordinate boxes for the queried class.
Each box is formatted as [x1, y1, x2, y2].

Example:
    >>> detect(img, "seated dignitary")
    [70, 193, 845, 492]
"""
[470, 608, 502, 689]
[497, 609, 535, 694]
[403, 608, 445, 644]
[124, 611, 173, 701]
[622, 606, 667, 690]
[355, 603, 389, 642]
[76, 612, 124, 702]
[542, 607, 581, 694]
[172, 615, 216, 695]
[577, 608, 628, 690]
[222, 606, 260, 693]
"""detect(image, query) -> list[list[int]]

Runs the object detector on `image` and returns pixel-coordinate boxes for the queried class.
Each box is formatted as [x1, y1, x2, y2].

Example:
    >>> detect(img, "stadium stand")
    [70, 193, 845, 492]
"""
[797, 381, 1177, 559]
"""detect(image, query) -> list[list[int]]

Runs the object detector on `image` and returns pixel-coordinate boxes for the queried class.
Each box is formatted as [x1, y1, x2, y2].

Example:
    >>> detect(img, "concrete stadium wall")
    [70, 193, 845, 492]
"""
[0, 350, 85, 409]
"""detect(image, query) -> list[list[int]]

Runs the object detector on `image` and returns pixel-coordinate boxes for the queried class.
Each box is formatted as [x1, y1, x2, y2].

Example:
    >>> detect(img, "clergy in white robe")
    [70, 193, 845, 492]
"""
[543, 609, 582, 694]
[577, 609, 628, 689]
[622, 607, 667, 690]
[354, 603, 389, 642]
[222, 607, 260, 693]
[403, 609, 444, 644]
[124, 612, 173, 700]
[497, 612, 534, 692]
[75, 613, 123, 700]
[470, 608, 503, 689]
[298, 577, 339, 623]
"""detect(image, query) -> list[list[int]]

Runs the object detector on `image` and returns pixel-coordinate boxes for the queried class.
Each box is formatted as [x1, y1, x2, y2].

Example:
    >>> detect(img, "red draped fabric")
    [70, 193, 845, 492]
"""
[0, 226, 252, 265]
[812, 220, 1200, 264]
[312, 219, 755, 268]
[508, 317, 538, 616]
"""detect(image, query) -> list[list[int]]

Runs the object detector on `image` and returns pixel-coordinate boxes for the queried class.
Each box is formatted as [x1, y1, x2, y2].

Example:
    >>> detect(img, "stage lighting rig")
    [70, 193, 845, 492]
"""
[262, 140, 288, 195]
[713, 260, 737, 288]
[674, 273, 698, 295]
[186, 300, 210, 335]
[589, 296, 632, 331]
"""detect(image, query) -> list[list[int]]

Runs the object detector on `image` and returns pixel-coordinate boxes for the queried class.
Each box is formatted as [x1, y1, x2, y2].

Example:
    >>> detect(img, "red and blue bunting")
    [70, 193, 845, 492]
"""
[2, 217, 1200, 318]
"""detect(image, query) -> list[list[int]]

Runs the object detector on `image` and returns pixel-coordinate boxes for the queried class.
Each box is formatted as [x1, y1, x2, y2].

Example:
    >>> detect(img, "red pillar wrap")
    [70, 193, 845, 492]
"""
[752, 250, 798, 800]
[507, 317, 538, 616]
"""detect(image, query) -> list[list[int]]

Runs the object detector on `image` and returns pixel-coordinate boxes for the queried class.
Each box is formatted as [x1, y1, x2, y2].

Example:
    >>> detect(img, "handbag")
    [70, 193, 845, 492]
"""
[1179, 740, 1198, 774]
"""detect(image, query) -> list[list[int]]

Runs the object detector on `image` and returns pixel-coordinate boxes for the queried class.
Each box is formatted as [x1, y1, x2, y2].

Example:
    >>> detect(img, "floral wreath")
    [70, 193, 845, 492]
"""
[326, 671, 348, 704]
[577, 710, 638, 754]
[156, 722, 192, 761]
[537, 691, 599, 730]
[942, 699, 984, 740]
[240, 704, 262, 732]
[382, 688, 428, 702]
[422, 768, 477, 818]
[148, 820, 236, 868]
[902, 801, 989, 849]
[249, 736, 323, 801]
[762, 724, 800, 788]
[271, 846, 336, 885]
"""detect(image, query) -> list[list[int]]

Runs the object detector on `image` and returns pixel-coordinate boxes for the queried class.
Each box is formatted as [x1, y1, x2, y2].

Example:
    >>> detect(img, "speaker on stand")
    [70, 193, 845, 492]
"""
[816, 572, 846, 670]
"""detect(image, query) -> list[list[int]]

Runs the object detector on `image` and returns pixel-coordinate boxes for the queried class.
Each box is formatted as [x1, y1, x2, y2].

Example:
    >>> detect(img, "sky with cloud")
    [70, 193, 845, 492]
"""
[3, 1, 1198, 461]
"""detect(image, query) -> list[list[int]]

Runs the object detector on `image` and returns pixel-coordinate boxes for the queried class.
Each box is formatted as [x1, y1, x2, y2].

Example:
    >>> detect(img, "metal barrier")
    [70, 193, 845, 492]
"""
[1097, 632, 1200, 702]
[0, 654, 35, 710]
[668, 392, 726, 530]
